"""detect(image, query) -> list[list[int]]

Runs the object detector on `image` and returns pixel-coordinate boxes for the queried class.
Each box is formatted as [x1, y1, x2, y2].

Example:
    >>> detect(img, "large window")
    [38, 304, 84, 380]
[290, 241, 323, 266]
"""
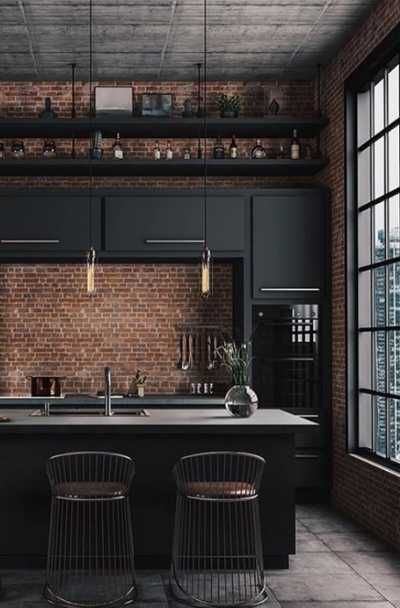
[356, 55, 400, 464]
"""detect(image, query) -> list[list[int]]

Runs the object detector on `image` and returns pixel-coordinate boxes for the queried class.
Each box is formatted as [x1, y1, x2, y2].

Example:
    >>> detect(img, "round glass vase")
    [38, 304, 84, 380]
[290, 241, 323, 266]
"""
[224, 385, 258, 418]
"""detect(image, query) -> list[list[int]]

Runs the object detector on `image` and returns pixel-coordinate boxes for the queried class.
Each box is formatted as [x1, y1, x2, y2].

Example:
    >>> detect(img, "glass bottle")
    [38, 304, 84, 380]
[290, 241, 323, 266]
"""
[0, 143, 5, 160]
[11, 141, 25, 160]
[213, 137, 225, 159]
[166, 141, 173, 160]
[43, 140, 56, 159]
[251, 139, 266, 159]
[229, 135, 238, 159]
[183, 147, 191, 160]
[112, 132, 124, 160]
[154, 140, 161, 160]
[290, 129, 301, 160]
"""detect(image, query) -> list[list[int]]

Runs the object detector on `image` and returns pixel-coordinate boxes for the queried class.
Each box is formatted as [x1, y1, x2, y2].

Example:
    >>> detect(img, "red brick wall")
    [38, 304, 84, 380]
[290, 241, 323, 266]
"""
[0, 79, 317, 188]
[321, 0, 400, 548]
[0, 263, 232, 396]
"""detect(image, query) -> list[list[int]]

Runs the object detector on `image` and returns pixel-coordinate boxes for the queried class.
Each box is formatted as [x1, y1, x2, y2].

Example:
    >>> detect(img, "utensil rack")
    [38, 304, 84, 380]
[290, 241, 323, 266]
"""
[176, 324, 231, 372]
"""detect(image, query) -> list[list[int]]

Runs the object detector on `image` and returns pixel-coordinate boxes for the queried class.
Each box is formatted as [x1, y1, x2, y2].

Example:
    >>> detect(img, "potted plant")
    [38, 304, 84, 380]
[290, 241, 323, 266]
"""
[132, 370, 147, 398]
[216, 341, 258, 417]
[216, 94, 241, 118]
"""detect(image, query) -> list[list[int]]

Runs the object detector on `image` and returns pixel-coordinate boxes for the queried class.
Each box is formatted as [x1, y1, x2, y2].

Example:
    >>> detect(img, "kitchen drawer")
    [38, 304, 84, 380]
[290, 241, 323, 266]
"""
[0, 195, 92, 253]
[295, 453, 325, 488]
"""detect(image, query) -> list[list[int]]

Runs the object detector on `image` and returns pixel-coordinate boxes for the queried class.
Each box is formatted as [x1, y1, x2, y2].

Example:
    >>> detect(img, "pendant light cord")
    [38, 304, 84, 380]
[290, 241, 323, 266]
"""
[89, 0, 93, 252]
[203, 0, 208, 249]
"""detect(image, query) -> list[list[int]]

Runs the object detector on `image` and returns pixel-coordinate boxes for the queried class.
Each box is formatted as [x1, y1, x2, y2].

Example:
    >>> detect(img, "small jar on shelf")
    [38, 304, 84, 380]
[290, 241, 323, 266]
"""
[0, 143, 5, 160]
[11, 141, 25, 160]
[43, 140, 57, 159]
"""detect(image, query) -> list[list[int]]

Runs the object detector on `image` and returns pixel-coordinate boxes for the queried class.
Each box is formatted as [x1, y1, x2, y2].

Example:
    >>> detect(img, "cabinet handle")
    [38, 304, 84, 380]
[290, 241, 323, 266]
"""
[0, 239, 60, 244]
[259, 287, 320, 292]
[145, 239, 204, 245]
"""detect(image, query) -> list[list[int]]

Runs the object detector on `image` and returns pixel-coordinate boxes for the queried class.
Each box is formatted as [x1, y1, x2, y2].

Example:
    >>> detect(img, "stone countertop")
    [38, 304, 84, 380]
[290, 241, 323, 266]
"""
[0, 408, 317, 435]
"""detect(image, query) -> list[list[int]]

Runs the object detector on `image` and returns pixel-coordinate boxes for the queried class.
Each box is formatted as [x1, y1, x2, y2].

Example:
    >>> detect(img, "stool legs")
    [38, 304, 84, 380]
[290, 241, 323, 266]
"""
[171, 494, 268, 607]
[44, 495, 136, 608]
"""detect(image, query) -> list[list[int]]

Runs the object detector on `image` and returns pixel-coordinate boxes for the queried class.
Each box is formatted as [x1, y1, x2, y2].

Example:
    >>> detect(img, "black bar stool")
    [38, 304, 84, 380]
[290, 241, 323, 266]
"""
[171, 451, 268, 607]
[44, 451, 137, 608]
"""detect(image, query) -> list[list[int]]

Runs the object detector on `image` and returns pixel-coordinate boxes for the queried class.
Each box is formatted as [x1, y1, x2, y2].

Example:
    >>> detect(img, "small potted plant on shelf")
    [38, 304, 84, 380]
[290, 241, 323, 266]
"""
[132, 370, 147, 398]
[216, 94, 241, 118]
[216, 341, 258, 417]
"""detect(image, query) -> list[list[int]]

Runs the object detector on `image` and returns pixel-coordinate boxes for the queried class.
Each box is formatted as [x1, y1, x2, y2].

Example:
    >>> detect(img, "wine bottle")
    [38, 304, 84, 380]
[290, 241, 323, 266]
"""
[251, 139, 266, 159]
[290, 129, 300, 160]
[229, 135, 238, 159]
[213, 137, 225, 159]
[166, 141, 173, 160]
[154, 140, 161, 160]
[112, 132, 124, 160]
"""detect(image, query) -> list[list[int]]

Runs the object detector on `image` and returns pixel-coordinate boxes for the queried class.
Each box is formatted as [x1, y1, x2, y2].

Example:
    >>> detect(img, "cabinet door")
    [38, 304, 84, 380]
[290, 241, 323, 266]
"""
[207, 196, 246, 252]
[0, 195, 92, 252]
[253, 191, 326, 297]
[105, 195, 204, 252]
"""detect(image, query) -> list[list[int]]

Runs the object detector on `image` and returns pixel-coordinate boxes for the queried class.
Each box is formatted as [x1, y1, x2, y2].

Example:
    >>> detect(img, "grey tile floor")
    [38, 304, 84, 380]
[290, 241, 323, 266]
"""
[1, 504, 399, 607]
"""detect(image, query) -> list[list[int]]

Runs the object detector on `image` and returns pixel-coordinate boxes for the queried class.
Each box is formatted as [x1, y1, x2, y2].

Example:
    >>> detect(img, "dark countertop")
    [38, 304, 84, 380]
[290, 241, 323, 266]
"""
[0, 408, 316, 434]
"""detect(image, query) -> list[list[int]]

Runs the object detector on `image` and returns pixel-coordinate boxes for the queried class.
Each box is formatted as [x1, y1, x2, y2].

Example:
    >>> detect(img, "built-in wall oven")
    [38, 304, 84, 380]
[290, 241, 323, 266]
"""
[252, 303, 328, 493]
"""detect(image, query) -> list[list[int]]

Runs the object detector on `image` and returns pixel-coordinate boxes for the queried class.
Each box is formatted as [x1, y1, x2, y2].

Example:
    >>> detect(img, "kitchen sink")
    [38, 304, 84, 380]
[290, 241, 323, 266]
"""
[30, 407, 150, 417]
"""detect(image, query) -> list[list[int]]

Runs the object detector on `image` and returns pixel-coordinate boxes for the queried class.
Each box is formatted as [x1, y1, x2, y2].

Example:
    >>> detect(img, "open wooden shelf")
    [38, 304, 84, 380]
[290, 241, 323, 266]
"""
[0, 115, 328, 139]
[0, 158, 326, 177]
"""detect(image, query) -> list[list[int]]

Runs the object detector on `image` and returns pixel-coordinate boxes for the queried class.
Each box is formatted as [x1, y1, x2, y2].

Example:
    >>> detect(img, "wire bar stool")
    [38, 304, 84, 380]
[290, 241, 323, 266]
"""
[171, 451, 268, 607]
[44, 451, 137, 608]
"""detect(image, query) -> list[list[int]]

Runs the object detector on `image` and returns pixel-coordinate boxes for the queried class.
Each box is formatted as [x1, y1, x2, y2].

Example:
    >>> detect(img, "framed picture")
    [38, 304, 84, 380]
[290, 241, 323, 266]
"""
[95, 87, 134, 116]
[141, 93, 173, 117]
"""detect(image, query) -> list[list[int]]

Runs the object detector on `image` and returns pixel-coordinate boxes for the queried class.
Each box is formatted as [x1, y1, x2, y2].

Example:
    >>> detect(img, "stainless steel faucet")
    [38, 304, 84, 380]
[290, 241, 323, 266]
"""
[104, 366, 113, 416]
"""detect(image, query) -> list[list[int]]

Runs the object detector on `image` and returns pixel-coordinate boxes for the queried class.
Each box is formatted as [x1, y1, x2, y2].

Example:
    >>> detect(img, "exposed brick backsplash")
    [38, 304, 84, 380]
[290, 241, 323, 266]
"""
[321, 0, 400, 549]
[0, 263, 232, 396]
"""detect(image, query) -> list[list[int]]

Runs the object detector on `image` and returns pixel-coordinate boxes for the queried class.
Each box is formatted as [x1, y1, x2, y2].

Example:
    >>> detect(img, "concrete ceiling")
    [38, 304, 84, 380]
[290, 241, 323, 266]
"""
[0, 0, 379, 81]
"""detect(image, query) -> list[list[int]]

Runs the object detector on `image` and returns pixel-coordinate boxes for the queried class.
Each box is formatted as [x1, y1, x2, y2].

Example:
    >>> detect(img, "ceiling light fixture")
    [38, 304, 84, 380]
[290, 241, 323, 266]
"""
[200, 0, 212, 298]
[87, 0, 96, 295]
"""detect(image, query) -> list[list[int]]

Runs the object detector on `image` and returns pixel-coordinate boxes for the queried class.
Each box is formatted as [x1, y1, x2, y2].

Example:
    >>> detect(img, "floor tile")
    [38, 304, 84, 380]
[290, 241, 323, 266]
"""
[338, 552, 400, 575]
[268, 552, 353, 575]
[266, 573, 383, 602]
[296, 504, 333, 519]
[365, 574, 400, 601]
[280, 602, 392, 608]
[301, 517, 361, 534]
[317, 532, 392, 553]
[296, 532, 331, 553]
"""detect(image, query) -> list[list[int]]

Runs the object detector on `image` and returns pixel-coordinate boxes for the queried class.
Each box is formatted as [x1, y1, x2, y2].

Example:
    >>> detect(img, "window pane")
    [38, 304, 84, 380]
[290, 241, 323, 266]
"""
[357, 88, 371, 147]
[358, 208, 371, 267]
[358, 147, 371, 206]
[375, 396, 387, 457]
[358, 270, 371, 327]
[359, 393, 373, 449]
[374, 331, 386, 391]
[359, 332, 372, 389]
[374, 78, 385, 134]
[389, 398, 400, 461]
[389, 330, 400, 394]
[388, 126, 399, 192]
[388, 63, 399, 125]
[389, 262, 400, 325]
[389, 195, 400, 257]
[374, 137, 385, 199]
[374, 267, 386, 326]
[374, 201, 385, 262]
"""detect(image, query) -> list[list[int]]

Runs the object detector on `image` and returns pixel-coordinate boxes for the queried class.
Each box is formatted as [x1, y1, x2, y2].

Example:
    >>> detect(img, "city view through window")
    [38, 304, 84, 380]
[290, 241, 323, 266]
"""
[356, 56, 400, 463]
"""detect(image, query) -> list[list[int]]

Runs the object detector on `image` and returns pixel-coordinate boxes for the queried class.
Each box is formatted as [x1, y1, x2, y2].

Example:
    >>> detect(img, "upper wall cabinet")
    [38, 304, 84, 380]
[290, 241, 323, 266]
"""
[104, 195, 246, 254]
[0, 195, 95, 256]
[105, 195, 204, 253]
[252, 190, 327, 298]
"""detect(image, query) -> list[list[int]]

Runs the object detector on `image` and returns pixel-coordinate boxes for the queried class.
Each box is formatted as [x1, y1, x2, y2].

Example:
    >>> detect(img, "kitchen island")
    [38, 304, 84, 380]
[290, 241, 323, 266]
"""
[0, 407, 315, 569]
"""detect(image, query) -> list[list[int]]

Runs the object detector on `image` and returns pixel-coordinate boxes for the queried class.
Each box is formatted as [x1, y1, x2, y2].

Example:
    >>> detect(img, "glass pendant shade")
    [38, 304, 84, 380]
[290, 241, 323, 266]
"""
[87, 247, 96, 295]
[201, 246, 212, 297]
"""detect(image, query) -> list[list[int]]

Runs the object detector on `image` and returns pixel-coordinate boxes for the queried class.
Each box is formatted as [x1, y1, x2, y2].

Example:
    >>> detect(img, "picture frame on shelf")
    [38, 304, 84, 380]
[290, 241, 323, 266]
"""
[95, 86, 134, 117]
[141, 93, 173, 117]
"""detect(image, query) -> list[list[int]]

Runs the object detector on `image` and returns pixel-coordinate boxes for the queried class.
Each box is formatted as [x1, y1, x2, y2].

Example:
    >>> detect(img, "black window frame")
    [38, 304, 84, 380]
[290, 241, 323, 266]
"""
[346, 25, 400, 470]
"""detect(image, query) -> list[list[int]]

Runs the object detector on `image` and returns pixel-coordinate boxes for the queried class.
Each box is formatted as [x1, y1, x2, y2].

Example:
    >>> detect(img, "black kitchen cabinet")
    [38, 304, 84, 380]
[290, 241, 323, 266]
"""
[105, 195, 204, 253]
[104, 194, 246, 254]
[0, 194, 95, 255]
[252, 190, 327, 298]
[206, 196, 246, 252]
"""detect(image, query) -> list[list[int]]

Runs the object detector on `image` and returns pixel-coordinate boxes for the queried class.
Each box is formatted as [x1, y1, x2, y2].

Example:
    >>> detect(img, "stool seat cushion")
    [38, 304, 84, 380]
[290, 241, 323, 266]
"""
[183, 481, 256, 498]
[55, 481, 128, 498]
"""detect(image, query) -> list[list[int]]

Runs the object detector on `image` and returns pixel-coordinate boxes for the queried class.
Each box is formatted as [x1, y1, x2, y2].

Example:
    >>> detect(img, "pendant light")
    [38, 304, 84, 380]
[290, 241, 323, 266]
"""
[200, 0, 212, 298]
[87, 0, 96, 295]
